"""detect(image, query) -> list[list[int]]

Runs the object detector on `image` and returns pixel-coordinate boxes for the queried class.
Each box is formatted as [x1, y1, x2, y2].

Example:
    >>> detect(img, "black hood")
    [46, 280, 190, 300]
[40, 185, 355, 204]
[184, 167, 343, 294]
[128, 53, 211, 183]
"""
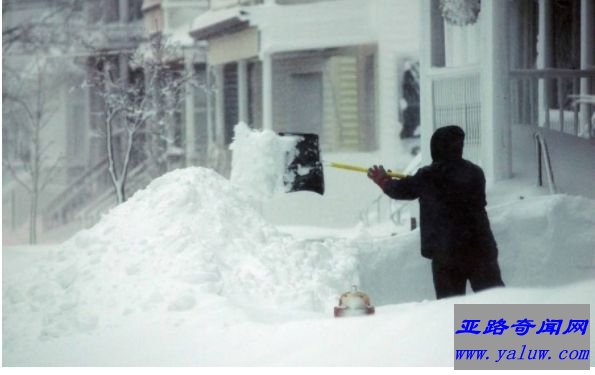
[430, 125, 465, 162]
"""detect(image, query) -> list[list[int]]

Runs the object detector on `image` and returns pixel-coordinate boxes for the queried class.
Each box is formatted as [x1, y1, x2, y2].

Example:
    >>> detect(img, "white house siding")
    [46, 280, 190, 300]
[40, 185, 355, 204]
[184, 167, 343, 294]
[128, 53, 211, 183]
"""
[162, 0, 209, 31]
[270, 50, 371, 152]
[369, 0, 421, 170]
[246, 0, 419, 161]
[419, 0, 487, 174]
[250, 0, 376, 55]
[187, 0, 424, 227]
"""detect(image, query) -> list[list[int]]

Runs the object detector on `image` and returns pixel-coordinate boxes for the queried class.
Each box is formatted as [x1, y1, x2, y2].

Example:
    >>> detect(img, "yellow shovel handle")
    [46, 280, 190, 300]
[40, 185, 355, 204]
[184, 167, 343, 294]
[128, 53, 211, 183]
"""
[329, 162, 407, 179]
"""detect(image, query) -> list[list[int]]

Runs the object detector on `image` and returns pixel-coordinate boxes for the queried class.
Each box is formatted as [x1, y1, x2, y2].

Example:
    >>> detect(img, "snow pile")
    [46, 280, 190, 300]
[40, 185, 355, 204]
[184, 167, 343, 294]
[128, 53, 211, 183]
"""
[3, 167, 358, 343]
[4, 168, 595, 365]
[229, 123, 299, 199]
[491, 194, 595, 286]
[354, 194, 595, 305]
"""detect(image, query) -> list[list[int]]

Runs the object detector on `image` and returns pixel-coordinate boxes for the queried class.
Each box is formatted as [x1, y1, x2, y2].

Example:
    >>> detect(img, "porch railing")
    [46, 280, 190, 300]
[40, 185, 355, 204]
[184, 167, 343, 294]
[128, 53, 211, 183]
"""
[75, 162, 151, 228]
[510, 68, 595, 138]
[430, 67, 481, 165]
[534, 131, 557, 194]
[42, 160, 152, 232]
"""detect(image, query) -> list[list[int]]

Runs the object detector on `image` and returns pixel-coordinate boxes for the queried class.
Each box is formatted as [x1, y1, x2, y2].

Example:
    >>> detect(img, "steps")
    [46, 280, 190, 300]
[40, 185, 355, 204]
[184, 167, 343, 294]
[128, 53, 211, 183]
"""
[42, 161, 152, 234]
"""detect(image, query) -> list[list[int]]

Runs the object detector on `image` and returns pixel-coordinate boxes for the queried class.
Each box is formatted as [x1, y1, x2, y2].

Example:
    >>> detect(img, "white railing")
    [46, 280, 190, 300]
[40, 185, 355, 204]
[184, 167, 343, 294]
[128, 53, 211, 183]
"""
[510, 68, 595, 138]
[534, 132, 557, 194]
[431, 69, 481, 165]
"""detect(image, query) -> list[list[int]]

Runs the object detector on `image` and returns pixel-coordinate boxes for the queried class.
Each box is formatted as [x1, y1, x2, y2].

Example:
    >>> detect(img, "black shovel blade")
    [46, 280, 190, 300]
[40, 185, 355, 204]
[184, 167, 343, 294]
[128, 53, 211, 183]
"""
[280, 132, 325, 195]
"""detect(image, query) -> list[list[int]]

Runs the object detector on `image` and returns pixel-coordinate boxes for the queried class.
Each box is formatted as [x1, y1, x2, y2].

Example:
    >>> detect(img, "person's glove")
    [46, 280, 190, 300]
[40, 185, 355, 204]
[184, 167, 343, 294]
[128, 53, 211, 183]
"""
[367, 165, 391, 190]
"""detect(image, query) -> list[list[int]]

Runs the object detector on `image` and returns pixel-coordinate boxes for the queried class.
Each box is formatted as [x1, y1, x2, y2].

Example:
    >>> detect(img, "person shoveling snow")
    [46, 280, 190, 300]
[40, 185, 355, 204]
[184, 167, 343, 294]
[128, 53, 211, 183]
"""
[368, 125, 505, 299]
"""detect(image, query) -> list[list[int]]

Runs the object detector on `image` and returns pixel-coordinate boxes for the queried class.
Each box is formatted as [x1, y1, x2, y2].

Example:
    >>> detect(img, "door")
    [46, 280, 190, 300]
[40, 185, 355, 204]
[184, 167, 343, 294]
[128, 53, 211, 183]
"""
[289, 72, 323, 135]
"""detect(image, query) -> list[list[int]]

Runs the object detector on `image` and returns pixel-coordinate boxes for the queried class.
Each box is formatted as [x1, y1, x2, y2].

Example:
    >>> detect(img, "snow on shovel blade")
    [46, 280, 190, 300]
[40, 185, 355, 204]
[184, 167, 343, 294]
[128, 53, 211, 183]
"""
[281, 132, 325, 195]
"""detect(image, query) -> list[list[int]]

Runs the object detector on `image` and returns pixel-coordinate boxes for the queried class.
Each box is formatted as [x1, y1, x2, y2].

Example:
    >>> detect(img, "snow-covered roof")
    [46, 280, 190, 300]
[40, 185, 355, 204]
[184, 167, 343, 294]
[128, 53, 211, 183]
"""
[252, 0, 378, 56]
[167, 25, 195, 47]
[189, 7, 250, 40]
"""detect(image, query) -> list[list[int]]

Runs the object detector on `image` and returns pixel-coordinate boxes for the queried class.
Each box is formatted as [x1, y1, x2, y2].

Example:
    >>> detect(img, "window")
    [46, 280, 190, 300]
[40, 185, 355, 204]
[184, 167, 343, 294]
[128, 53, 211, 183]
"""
[223, 63, 239, 144]
[247, 61, 263, 129]
[193, 64, 209, 163]
[363, 54, 376, 149]
[102, 0, 120, 23]
[550, 0, 581, 110]
[129, 0, 143, 21]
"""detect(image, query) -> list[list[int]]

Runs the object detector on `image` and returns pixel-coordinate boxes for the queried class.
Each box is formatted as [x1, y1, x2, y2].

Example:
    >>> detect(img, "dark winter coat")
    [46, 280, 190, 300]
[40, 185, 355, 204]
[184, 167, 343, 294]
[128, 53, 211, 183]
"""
[382, 125, 499, 266]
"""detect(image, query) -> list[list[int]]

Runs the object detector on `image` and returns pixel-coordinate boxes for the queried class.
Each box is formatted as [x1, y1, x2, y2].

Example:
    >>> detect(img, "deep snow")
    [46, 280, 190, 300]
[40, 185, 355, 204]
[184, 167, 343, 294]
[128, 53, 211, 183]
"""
[3, 164, 595, 366]
[230, 122, 300, 199]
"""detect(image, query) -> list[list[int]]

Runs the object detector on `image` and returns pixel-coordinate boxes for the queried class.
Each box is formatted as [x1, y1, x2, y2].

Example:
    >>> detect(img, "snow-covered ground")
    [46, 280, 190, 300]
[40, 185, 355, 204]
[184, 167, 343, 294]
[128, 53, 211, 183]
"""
[3, 164, 595, 366]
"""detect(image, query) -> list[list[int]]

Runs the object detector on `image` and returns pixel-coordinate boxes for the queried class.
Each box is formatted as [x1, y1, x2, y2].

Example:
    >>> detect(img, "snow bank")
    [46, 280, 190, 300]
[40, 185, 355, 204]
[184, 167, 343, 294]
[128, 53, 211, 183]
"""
[229, 123, 299, 199]
[355, 194, 595, 305]
[4, 165, 595, 363]
[3, 167, 358, 344]
[5, 275, 594, 366]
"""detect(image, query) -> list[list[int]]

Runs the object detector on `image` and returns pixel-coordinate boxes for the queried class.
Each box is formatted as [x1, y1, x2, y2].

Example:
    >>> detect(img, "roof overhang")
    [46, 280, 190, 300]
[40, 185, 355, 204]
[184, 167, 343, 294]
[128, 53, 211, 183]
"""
[190, 9, 251, 41]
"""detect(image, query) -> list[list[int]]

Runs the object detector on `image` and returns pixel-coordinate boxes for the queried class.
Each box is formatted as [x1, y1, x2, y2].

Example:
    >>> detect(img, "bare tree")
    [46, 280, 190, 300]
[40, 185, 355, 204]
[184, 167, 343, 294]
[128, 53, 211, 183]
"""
[2, 58, 65, 244]
[89, 34, 199, 203]
[89, 57, 147, 204]
[3, 0, 89, 243]
[2, 0, 84, 53]
[137, 33, 197, 178]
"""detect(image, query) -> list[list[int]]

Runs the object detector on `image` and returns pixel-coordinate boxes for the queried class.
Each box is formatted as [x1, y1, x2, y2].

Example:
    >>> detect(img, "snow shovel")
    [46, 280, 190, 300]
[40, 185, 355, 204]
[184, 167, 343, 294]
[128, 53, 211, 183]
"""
[282, 132, 325, 195]
[282, 133, 407, 195]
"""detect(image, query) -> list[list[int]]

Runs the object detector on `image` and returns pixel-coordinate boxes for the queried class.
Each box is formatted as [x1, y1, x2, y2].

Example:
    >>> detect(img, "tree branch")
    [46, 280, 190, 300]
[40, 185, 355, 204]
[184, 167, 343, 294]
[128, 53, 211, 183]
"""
[2, 159, 32, 193]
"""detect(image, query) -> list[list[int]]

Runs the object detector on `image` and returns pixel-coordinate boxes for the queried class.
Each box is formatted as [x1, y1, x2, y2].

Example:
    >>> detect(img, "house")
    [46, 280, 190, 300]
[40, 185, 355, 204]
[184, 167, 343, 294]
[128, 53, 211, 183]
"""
[142, 0, 210, 168]
[2, 0, 148, 242]
[189, 0, 421, 177]
[2, 0, 209, 243]
[419, 0, 595, 198]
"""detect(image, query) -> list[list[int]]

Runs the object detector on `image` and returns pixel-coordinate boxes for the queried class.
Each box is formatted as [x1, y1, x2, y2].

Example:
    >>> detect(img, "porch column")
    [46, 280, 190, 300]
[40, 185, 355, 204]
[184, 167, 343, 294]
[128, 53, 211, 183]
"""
[580, 0, 594, 135]
[419, 0, 435, 165]
[184, 52, 196, 166]
[238, 60, 249, 124]
[537, 0, 552, 129]
[214, 65, 225, 144]
[119, 0, 129, 23]
[537, 0, 552, 69]
[262, 53, 273, 130]
[481, 0, 512, 182]
[206, 65, 214, 147]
